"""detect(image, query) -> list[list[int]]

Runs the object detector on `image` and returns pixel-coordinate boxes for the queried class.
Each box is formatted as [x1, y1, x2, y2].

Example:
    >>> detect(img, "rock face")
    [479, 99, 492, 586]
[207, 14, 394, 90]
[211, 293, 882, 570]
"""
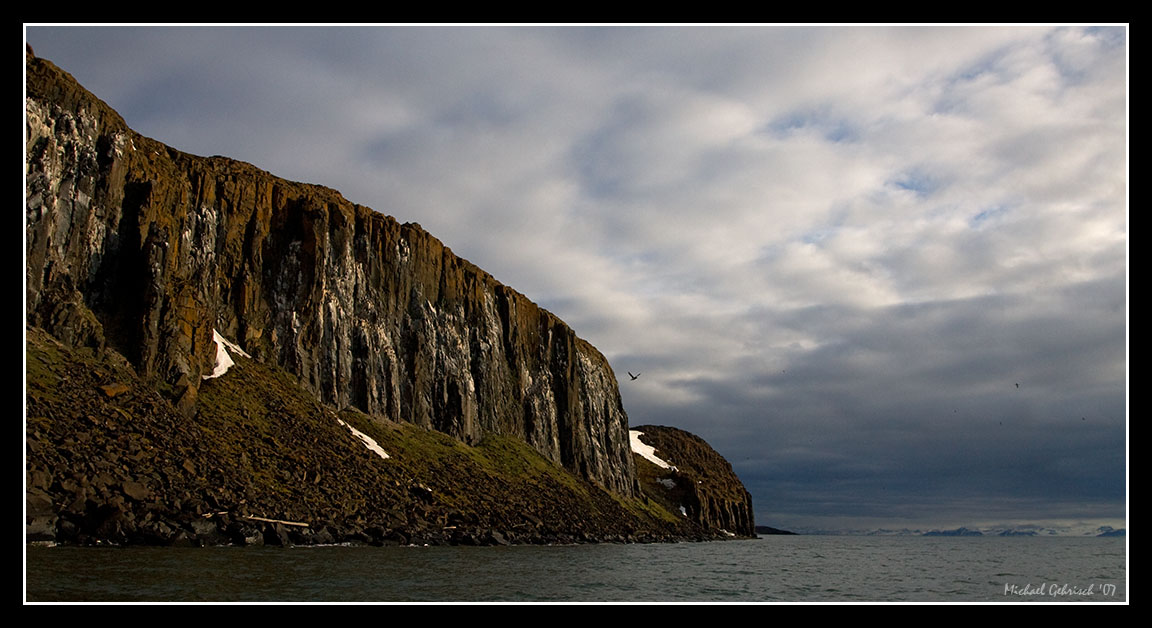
[27, 327, 713, 547]
[25, 51, 635, 496]
[631, 425, 756, 537]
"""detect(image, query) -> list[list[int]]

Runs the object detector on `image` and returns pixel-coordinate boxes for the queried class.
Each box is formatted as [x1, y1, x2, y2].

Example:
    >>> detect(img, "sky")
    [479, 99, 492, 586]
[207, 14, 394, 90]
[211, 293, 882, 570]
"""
[24, 24, 1128, 534]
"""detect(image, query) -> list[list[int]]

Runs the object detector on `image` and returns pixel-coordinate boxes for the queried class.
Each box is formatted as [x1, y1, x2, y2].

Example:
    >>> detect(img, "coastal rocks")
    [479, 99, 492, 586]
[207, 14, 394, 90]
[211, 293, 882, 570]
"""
[27, 325, 735, 547]
[25, 51, 634, 496]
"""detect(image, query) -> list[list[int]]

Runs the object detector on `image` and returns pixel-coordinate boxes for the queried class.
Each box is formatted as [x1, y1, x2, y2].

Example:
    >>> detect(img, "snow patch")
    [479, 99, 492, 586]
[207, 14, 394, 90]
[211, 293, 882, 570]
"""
[203, 330, 250, 379]
[629, 430, 677, 470]
[338, 419, 391, 460]
[680, 505, 688, 517]
[657, 478, 676, 489]
[215, 330, 250, 358]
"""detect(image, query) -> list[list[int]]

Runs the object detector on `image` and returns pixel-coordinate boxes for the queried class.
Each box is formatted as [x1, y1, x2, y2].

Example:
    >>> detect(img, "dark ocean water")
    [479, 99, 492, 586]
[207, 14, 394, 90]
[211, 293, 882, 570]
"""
[25, 536, 1126, 603]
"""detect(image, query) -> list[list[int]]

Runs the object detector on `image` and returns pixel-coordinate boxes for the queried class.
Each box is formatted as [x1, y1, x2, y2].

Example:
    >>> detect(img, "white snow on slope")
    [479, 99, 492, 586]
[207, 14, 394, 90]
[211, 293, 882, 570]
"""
[338, 419, 391, 460]
[629, 430, 676, 471]
[216, 330, 250, 358]
[203, 330, 251, 379]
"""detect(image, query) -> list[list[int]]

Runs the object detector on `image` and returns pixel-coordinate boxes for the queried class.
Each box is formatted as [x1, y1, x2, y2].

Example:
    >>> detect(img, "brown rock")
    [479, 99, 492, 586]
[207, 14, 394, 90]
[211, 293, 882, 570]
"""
[25, 53, 636, 496]
[122, 480, 152, 501]
[99, 383, 130, 398]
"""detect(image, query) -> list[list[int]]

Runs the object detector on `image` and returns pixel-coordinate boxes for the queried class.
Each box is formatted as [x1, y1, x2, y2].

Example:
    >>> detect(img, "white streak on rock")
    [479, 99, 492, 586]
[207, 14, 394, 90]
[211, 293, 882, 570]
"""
[203, 329, 248, 379]
[629, 430, 677, 471]
[338, 419, 391, 460]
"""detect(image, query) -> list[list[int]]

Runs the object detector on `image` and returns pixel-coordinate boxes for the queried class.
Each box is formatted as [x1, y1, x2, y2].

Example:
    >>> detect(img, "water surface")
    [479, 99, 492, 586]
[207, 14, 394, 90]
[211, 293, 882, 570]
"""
[25, 536, 1126, 603]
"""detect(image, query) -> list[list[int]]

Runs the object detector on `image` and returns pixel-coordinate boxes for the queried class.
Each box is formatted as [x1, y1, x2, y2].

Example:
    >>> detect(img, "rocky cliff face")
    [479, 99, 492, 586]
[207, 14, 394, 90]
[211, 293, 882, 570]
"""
[25, 51, 635, 497]
[27, 327, 705, 547]
[631, 425, 756, 537]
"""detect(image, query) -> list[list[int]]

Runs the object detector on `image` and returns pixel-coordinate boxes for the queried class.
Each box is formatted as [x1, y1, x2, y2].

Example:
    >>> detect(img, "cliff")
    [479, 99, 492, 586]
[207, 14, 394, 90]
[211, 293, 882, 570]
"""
[26, 326, 699, 546]
[24, 50, 635, 497]
[630, 426, 756, 537]
[25, 50, 758, 547]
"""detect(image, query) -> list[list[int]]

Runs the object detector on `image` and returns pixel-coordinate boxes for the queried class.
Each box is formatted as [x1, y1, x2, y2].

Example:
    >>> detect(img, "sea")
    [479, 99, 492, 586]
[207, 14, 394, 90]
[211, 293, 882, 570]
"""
[24, 535, 1126, 603]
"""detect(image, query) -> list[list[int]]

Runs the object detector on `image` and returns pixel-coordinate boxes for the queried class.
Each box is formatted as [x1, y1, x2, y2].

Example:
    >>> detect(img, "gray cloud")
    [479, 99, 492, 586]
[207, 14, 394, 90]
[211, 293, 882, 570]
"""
[26, 24, 1127, 533]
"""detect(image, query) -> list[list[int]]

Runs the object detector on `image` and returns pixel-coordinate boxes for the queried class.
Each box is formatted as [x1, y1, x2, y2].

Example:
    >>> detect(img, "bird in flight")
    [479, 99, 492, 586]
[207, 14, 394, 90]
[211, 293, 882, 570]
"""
[628, 372, 641, 380]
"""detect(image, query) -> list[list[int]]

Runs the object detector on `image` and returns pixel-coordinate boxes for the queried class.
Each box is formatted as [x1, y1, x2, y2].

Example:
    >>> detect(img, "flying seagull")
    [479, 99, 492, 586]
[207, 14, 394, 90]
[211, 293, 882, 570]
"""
[628, 372, 641, 381]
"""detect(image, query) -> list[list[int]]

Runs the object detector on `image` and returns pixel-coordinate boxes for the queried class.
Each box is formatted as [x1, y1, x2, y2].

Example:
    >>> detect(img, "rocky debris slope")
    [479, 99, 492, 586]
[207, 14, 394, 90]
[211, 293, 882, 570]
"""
[631, 426, 756, 537]
[25, 50, 634, 496]
[27, 325, 717, 547]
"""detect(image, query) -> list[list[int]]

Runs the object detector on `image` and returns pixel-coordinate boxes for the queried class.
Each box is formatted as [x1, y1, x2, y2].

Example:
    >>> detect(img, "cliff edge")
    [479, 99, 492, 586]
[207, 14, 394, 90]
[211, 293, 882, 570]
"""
[25, 50, 634, 496]
[25, 50, 755, 546]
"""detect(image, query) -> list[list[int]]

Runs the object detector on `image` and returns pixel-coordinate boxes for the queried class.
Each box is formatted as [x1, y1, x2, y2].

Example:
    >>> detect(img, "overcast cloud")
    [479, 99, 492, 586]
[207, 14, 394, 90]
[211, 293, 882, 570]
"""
[25, 24, 1127, 533]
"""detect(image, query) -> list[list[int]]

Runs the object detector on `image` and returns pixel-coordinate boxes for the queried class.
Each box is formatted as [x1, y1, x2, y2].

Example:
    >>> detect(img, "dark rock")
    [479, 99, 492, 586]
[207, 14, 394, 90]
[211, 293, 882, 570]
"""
[262, 522, 293, 547]
[311, 527, 337, 545]
[188, 517, 227, 546]
[26, 488, 55, 516]
[92, 505, 134, 543]
[136, 520, 178, 545]
[451, 528, 481, 546]
[287, 526, 315, 545]
[342, 529, 373, 545]
[409, 483, 435, 502]
[364, 525, 388, 545]
[56, 518, 79, 542]
[226, 521, 265, 546]
[26, 515, 58, 543]
[26, 487, 61, 542]
[632, 425, 756, 537]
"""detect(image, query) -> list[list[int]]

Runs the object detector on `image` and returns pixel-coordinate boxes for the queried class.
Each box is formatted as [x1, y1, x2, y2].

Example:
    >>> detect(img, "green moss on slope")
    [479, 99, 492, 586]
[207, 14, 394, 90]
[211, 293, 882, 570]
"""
[27, 325, 714, 546]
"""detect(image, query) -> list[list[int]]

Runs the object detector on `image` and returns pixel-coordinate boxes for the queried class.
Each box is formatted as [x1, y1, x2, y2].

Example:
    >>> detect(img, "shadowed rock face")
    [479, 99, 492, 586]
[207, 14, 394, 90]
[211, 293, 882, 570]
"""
[25, 51, 636, 496]
[632, 425, 756, 537]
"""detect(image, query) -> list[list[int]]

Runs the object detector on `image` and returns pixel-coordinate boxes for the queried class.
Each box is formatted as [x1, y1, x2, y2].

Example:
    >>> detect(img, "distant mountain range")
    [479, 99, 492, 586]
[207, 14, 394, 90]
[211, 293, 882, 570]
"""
[754, 525, 797, 535]
[781, 525, 1126, 537]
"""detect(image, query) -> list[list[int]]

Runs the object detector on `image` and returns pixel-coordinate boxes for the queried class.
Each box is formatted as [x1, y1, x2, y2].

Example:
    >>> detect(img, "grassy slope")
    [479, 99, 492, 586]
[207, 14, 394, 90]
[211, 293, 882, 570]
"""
[26, 326, 699, 545]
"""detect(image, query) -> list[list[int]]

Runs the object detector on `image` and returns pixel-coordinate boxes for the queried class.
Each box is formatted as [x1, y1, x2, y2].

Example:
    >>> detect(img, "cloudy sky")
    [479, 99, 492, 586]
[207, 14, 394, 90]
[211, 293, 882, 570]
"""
[25, 24, 1127, 534]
